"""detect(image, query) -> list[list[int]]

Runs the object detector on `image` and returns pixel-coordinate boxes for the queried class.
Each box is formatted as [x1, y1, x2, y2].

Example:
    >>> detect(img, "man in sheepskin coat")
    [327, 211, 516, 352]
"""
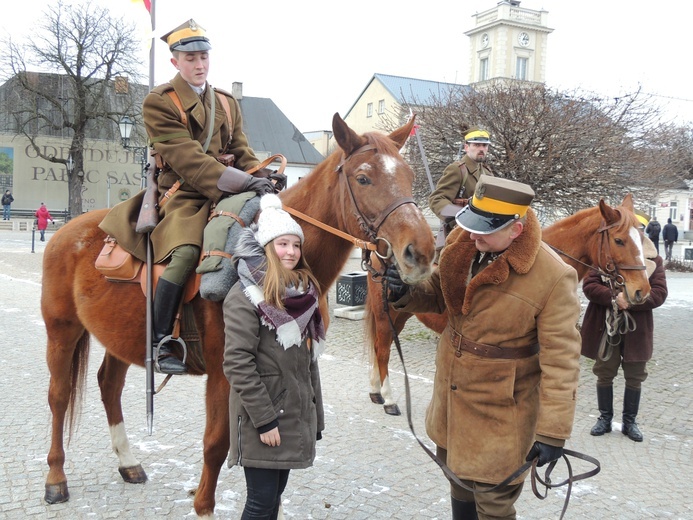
[388, 176, 581, 520]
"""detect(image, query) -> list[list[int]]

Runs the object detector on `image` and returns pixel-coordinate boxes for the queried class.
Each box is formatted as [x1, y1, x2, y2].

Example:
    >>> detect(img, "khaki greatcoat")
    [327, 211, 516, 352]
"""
[394, 209, 581, 484]
[99, 73, 260, 262]
[428, 154, 493, 221]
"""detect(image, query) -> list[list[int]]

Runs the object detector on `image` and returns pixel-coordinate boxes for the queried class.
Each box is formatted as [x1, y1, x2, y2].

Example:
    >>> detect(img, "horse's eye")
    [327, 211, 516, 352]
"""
[614, 238, 624, 246]
[355, 174, 371, 186]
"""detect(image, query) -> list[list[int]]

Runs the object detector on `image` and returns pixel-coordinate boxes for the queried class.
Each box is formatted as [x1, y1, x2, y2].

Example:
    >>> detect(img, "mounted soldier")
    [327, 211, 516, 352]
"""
[99, 19, 278, 374]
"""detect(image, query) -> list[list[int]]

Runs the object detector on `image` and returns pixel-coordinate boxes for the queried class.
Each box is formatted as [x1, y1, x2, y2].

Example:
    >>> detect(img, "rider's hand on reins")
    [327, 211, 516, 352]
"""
[384, 265, 408, 301]
[526, 441, 564, 467]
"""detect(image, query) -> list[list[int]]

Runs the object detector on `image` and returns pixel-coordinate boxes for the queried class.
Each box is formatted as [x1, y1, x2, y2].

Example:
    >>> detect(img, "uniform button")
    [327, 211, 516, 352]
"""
[450, 385, 457, 391]
[279, 409, 284, 414]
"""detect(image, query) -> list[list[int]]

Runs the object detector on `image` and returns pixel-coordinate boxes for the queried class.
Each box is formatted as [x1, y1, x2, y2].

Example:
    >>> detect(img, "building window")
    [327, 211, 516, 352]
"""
[669, 201, 678, 221]
[516, 57, 528, 80]
[479, 58, 489, 81]
[378, 99, 385, 114]
[367, 103, 373, 118]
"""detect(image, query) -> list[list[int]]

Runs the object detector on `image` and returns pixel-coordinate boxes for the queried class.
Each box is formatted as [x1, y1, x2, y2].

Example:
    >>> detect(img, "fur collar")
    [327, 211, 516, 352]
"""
[439, 208, 542, 316]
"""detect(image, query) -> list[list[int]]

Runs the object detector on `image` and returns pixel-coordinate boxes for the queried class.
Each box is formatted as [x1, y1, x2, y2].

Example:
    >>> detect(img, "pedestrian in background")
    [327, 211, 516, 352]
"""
[662, 218, 679, 261]
[2, 189, 13, 220]
[35, 202, 53, 241]
[223, 194, 325, 520]
[581, 235, 667, 442]
[645, 216, 661, 254]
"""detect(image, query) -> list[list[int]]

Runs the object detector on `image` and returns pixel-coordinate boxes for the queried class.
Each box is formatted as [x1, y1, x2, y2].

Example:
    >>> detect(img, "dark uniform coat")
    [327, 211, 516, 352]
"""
[393, 209, 581, 485]
[99, 73, 260, 262]
[581, 255, 667, 363]
[428, 154, 493, 220]
[223, 282, 324, 470]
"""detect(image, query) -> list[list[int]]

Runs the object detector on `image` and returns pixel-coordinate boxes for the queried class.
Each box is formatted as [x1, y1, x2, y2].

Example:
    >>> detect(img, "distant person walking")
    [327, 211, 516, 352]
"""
[662, 218, 679, 261]
[645, 217, 661, 254]
[2, 189, 13, 220]
[35, 203, 53, 241]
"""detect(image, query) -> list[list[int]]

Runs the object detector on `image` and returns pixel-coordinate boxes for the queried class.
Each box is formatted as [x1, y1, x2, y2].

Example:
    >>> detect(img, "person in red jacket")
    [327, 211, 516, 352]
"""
[35, 203, 54, 241]
[581, 236, 668, 442]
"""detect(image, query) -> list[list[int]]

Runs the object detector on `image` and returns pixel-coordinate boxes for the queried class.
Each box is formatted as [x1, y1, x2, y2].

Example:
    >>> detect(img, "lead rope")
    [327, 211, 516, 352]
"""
[379, 272, 600, 519]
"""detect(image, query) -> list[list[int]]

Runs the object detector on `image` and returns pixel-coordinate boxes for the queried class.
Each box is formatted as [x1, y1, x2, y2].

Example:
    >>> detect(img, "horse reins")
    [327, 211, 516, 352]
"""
[285, 142, 417, 276]
[550, 216, 645, 361]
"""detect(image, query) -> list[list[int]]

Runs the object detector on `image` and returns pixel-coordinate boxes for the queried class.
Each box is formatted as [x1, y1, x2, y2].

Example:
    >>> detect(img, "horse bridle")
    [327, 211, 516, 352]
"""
[549, 217, 646, 288]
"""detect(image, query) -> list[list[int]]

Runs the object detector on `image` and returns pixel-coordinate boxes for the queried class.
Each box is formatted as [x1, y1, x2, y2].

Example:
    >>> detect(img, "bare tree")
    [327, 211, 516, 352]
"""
[0, 1, 144, 216]
[384, 81, 691, 219]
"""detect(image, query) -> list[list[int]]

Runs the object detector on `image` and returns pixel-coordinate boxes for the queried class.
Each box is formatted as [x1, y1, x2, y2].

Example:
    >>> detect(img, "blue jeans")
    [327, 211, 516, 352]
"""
[2, 205, 9, 220]
[242, 467, 290, 520]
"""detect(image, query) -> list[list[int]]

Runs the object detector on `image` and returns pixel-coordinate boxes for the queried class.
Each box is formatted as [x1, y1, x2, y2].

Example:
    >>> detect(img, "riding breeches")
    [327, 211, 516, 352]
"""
[160, 245, 200, 286]
[437, 446, 524, 520]
[592, 342, 648, 389]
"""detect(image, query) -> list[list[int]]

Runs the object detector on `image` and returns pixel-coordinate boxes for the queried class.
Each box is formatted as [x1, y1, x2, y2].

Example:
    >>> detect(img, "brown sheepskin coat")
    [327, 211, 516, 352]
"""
[394, 208, 581, 484]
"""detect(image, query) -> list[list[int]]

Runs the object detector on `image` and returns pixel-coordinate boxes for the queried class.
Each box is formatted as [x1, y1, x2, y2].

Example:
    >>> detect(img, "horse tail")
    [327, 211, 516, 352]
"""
[66, 330, 90, 444]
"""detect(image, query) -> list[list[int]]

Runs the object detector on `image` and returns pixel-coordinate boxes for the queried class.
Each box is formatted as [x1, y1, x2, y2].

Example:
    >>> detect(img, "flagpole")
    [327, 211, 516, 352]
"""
[149, 0, 155, 91]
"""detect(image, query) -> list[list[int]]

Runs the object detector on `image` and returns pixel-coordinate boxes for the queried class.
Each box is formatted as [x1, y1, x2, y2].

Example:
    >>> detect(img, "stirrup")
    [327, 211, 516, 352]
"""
[154, 335, 188, 374]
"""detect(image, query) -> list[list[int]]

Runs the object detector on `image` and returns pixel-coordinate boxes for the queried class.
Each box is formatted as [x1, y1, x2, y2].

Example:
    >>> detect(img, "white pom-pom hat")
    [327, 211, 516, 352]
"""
[255, 194, 305, 247]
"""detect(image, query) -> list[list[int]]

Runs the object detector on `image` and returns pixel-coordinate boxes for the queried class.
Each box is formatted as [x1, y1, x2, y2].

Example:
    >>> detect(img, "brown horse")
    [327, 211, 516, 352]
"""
[41, 113, 435, 516]
[365, 194, 651, 415]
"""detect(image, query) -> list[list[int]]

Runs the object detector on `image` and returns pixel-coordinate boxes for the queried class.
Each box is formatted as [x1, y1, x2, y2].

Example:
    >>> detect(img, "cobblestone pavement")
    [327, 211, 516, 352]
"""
[1, 229, 691, 519]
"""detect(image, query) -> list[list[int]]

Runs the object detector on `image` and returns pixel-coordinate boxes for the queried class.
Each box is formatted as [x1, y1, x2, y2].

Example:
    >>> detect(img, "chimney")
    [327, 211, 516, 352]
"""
[232, 82, 243, 100]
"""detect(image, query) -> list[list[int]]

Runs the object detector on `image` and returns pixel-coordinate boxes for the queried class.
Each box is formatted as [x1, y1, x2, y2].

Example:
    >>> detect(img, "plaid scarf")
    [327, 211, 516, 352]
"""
[237, 255, 325, 358]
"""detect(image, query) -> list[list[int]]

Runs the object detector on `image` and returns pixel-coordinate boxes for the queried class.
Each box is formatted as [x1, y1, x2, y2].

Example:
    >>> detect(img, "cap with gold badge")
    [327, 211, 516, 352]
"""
[455, 175, 535, 234]
[464, 128, 491, 144]
[160, 19, 211, 52]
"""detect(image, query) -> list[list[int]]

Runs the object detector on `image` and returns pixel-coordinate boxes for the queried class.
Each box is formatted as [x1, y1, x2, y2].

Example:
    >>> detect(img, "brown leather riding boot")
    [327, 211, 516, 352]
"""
[152, 279, 187, 375]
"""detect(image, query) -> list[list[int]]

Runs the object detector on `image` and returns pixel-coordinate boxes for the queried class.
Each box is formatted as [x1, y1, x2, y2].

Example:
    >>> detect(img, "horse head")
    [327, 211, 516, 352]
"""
[597, 194, 651, 304]
[329, 113, 435, 284]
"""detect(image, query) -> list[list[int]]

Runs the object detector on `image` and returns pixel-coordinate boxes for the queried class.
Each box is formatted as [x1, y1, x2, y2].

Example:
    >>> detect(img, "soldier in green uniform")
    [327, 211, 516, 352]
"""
[429, 129, 494, 258]
[99, 19, 275, 374]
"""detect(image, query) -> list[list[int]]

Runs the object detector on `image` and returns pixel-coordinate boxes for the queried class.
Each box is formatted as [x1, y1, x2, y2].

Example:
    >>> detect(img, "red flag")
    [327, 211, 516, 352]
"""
[142, 0, 151, 12]
[409, 124, 420, 137]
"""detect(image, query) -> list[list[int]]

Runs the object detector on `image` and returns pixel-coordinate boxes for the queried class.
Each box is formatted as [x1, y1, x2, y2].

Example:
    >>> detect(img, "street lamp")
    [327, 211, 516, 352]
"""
[118, 115, 148, 189]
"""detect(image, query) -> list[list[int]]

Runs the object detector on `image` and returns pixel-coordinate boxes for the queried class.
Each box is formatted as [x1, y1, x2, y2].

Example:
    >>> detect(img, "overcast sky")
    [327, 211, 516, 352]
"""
[3, 0, 692, 132]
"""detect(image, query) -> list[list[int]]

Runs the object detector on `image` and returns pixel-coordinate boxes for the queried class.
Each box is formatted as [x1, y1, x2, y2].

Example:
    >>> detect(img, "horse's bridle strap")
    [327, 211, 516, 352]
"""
[282, 205, 378, 251]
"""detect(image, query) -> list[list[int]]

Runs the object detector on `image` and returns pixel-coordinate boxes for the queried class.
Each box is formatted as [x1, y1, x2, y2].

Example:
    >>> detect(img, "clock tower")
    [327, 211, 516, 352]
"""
[465, 1, 553, 84]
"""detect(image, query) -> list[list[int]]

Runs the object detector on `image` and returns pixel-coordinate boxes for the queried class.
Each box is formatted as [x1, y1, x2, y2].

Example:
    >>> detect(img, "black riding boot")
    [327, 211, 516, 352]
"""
[152, 278, 187, 375]
[622, 387, 643, 442]
[451, 497, 478, 520]
[590, 385, 613, 436]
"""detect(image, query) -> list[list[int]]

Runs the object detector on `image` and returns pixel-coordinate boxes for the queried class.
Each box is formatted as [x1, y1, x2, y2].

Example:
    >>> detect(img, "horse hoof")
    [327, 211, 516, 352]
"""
[384, 404, 401, 416]
[119, 464, 148, 484]
[44, 481, 69, 504]
[369, 392, 385, 405]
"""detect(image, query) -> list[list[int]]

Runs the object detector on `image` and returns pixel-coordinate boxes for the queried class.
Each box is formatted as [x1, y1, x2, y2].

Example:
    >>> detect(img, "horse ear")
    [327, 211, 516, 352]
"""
[598, 198, 620, 224]
[388, 114, 416, 150]
[621, 193, 634, 211]
[332, 112, 365, 156]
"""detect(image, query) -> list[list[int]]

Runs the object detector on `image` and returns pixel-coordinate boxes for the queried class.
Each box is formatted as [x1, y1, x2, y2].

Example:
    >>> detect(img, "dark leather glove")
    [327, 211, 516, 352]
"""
[245, 176, 275, 195]
[526, 441, 563, 467]
[384, 264, 408, 301]
[269, 172, 287, 191]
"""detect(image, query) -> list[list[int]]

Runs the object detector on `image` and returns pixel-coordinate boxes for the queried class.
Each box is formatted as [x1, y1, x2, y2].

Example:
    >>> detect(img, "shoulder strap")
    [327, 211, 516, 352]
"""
[458, 162, 469, 191]
[216, 91, 233, 127]
[165, 90, 187, 125]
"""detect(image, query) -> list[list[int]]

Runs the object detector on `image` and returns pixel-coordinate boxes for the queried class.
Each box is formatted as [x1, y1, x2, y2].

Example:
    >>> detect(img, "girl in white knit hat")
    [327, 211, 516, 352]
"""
[222, 193, 325, 519]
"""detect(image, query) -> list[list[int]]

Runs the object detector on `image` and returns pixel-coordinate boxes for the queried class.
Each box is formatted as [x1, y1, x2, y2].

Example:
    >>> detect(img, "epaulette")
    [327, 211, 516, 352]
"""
[150, 83, 174, 95]
[214, 87, 234, 99]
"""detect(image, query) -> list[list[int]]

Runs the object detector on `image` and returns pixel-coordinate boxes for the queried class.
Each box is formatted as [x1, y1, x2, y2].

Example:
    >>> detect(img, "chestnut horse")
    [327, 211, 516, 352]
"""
[365, 194, 651, 415]
[41, 113, 435, 517]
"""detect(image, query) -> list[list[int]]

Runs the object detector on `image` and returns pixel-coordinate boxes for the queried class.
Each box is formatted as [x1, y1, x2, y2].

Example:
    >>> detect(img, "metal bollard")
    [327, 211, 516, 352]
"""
[31, 225, 36, 253]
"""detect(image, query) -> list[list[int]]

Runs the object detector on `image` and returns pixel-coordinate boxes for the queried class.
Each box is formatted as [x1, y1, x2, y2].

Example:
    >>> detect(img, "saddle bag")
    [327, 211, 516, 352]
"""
[95, 236, 143, 282]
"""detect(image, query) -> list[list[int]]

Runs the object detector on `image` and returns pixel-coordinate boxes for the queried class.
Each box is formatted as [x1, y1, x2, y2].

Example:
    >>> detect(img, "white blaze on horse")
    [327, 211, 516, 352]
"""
[41, 113, 435, 517]
[365, 194, 651, 415]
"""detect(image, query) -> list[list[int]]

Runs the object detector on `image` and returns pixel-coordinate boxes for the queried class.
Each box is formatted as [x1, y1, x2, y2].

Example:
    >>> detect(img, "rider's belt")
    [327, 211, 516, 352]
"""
[449, 328, 539, 359]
